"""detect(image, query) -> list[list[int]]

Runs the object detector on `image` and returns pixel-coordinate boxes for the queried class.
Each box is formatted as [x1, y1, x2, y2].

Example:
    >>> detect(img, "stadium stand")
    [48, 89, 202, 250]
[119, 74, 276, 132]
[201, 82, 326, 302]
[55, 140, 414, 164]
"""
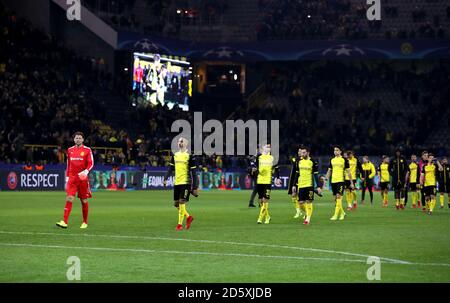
[231, 59, 450, 160]
[82, 0, 449, 42]
[1, 1, 449, 171]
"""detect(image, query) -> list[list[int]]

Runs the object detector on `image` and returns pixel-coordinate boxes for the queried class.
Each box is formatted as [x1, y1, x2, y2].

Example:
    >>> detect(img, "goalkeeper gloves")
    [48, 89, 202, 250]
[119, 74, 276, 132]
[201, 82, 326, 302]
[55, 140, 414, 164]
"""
[78, 169, 89, 178]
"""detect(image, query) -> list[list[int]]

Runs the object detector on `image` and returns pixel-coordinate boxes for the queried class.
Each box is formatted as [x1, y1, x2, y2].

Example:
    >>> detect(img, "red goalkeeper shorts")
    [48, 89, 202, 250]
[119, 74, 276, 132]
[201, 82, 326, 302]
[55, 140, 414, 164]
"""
[66, 175, 92, 199]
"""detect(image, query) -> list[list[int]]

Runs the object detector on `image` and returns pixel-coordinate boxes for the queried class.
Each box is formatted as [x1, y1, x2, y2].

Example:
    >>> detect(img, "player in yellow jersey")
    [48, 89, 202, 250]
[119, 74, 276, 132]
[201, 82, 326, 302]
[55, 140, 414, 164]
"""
[378, 156, 390, 207]
[256, 144, 281, 224]
[407, 154, 420, 208]
[437, 157, 450, 208]
[291, 146, 322, 225]
[360, 156, 376, 205]
[325, 146, 353, 221]
[163, 137, 199, 231]
[288, 148, 324, 220]
[344, 151, 362, 210]
[420, 153, 443, 215]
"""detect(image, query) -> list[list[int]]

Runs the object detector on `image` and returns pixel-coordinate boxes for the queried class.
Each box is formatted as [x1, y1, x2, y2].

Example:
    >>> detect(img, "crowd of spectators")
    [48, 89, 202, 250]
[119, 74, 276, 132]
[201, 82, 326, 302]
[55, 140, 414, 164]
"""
[1, 4, 449, 172]
[0, 8, 111, 165]
[83, 0, 228, 38]
[83, 0, 449, 42]
[257, 0, 368, 40]
[257, 0, 449, 41]
[0, 3, 240, 171]
[0, 7, 238, 171]
[384, 3, 447, 39]
[83, 0, 140, 31]
[124, 57, 449, 168]
[240, 60, 450, 159]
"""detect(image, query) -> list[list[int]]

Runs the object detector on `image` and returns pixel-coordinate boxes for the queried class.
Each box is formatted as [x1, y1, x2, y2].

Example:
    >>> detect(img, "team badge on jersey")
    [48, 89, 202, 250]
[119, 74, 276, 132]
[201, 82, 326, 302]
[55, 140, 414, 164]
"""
[80, 152, 85, 156]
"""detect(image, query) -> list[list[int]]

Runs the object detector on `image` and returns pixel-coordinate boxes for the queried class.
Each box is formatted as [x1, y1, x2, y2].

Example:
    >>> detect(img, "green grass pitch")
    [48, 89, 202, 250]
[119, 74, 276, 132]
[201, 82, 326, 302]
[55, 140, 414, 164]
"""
[0, 190, 449, 282]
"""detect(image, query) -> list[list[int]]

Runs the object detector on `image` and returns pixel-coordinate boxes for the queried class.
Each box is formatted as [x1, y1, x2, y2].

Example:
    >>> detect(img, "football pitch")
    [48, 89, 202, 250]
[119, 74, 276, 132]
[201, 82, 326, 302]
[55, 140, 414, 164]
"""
[0, 190, 449, 282]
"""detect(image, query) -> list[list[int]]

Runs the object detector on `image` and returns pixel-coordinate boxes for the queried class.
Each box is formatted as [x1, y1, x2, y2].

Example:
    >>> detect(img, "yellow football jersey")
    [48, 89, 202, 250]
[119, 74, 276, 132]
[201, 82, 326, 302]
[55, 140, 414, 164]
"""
[345, 157, 358, 181]
[361, 162, 376, 179]
[257, 154, 275, 185]
[422, 163, 437, 186]
[409, 162, 419, 184]
[329, 156, 348, 183]
[170, 151, 196, 185]
[297, 158, 318, 188]
[379, 163, 390, 182]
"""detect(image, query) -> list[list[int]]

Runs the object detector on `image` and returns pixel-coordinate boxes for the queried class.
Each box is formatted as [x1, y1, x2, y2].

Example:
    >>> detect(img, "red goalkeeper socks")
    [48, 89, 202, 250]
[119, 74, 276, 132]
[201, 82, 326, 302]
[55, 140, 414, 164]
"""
[63, 201, 73, 224]
[82, 202, 89, 224]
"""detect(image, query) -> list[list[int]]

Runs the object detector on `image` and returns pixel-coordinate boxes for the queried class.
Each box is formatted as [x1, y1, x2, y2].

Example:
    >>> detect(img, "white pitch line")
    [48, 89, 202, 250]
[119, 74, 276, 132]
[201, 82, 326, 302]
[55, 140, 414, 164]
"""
[0, 242, 370, 264]
[1, 242, 450, 268]
[0, 230, 409, 265]
[2, 231, 450, 267]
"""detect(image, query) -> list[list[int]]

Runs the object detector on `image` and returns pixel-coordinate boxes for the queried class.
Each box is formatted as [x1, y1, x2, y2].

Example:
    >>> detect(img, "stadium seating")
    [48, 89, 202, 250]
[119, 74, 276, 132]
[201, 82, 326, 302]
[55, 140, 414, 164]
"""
[83, 0, 449, 41]
[236, 60, 450, 158]
[0, 9, 125, 164]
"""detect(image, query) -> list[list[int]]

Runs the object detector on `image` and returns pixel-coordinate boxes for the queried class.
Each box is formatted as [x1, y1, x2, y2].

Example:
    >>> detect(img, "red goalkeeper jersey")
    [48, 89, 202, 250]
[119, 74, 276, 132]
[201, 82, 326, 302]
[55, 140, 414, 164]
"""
[66, 145, 94, 177]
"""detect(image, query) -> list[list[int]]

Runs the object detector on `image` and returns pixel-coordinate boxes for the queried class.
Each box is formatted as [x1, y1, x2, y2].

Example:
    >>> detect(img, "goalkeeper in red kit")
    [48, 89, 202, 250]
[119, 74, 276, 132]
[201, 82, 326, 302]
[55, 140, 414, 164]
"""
[56, 132, 94, 229]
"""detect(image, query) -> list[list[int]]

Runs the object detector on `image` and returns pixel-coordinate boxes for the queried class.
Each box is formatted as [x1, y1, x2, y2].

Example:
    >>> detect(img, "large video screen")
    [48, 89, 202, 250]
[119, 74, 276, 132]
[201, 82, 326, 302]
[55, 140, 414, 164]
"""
[132, 52, 192, 111]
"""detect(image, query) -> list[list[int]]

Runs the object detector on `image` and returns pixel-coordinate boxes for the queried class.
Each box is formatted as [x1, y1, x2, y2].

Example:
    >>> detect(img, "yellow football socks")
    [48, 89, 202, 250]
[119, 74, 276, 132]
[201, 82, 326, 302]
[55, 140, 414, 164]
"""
[411, 192, 417, 206]
[300, 203, 306, 213]
[265, 203, 270, 219]
[178, 204, 186, 225]
[440, 194, 444, 207]
[292, 197, 299, 210]
[258, 202, 267, 222]
[334, 198, 343, 216]
[258, 204, 264, 222]
[306, 203, 313, 220]
[346, 191, 352, 208]
[430, 198, 436, 212]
